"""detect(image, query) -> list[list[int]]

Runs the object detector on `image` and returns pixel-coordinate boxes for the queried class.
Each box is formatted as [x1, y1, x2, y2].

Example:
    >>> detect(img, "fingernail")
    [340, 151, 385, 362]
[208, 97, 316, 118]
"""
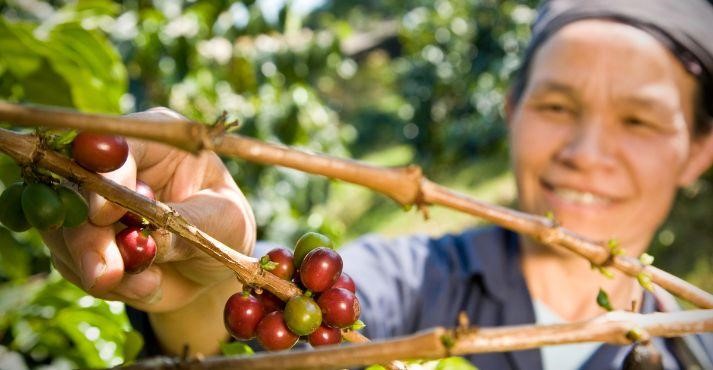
[115, 268, 161, 302]
[81, 251, 106, 289]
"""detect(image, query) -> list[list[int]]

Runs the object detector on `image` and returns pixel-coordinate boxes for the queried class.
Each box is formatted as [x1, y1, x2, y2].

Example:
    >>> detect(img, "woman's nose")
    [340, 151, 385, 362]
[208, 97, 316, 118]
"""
[556, 116, 616, 171]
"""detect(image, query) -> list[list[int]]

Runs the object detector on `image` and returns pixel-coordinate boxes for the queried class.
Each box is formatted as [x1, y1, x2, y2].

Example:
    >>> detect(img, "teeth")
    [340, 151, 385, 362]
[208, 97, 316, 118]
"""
[553, 188, 611, 205]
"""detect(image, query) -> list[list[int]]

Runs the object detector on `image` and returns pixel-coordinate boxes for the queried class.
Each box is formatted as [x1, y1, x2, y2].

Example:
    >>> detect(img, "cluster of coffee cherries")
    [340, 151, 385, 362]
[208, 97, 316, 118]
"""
[0, 132, 157, 274]
[224, 232, 362, 351]
[0, 181, 89, 232]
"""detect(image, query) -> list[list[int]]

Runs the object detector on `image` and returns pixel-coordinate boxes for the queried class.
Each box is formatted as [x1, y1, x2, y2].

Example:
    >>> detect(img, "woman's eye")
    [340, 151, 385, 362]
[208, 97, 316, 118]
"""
[623, 116, 649, 127]
[540, 103, 571, 114]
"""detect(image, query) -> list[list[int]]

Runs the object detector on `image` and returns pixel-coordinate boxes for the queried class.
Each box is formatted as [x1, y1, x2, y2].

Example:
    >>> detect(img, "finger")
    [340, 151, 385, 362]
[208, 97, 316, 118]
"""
[125, 108, 190, 175]
[41, 229, 76, 273]
[86, 153, 137, 226]
[159, 150, 256, 257]
[51, 254, 82, 288]
[112, 265, 163, 303]
[123, 264, 221, 313]
[63, 222, 125, 294]
[52, 256, 149, 304]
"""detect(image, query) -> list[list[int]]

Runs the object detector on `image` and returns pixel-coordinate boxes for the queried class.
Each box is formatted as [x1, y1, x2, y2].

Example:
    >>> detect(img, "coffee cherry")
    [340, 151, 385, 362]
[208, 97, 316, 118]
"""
[116, 227, 157, 274]
[623, 343, 663, 370]
[293, 232, 333, 268]
[56, 186, 88, 228]
[300, 247, 342, 293]
[284, 295, 322, 336]
[330, 272, 356, 293]
[308, 324, 342, 347]
[265, 247, 295, 280]
[0, 183, 30, 232]
[318, 288, 361, 329]
[224, 293, 265, 340]
[72, 132, 129, 173]
[257, 290, 285, 313]
[291, 269, 304, 288]
[256, 311, 299, 351]
[120, 180, 155, 227]
[21, 183, 65, 230]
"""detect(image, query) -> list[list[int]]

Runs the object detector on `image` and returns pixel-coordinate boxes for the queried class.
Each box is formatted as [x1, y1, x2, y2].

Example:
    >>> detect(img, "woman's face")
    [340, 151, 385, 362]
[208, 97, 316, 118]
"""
[509, 20, 711, 252]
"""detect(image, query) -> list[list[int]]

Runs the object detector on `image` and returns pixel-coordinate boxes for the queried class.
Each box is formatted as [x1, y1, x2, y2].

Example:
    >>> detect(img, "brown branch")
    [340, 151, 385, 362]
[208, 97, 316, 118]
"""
[0, 128, 376, 348]
[114, 309, 713, 370]
[0, 102, 711, 309]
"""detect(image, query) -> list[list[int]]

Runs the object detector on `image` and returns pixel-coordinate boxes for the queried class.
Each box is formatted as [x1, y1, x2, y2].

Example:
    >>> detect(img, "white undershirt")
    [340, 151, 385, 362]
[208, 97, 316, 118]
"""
[533, 300, 602, 370]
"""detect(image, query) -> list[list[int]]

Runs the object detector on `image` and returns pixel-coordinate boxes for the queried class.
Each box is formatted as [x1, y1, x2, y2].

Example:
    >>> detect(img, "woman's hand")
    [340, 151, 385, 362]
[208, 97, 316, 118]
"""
[41, 108, 256, 314]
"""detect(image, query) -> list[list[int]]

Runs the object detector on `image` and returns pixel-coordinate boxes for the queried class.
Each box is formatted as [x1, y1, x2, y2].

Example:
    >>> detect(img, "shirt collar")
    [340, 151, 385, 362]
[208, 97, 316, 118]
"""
[459, 226, 524, 304]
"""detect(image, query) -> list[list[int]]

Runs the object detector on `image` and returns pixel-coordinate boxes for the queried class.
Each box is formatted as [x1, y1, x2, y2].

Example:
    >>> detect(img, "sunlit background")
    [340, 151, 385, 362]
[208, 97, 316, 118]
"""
[0, 0, 710, 368]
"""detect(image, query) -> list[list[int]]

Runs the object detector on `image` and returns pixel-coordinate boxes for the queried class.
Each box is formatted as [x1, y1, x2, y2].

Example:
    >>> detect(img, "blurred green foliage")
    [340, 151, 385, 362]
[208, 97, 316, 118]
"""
[0, 0, 710, 367]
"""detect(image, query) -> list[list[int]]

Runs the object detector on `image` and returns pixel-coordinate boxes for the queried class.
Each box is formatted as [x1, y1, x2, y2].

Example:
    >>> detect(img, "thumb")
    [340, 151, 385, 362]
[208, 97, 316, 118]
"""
[86, 152, 138, 226]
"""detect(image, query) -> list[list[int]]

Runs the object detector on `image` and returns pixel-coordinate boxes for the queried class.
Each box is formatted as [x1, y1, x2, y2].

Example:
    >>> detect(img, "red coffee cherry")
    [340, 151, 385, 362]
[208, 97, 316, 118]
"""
[317, 287, 361, 329]
[115, 227, 157, 274]
[265, 247, 295, 280]
[223, 293, 265, 340]
[300, 247, 342, 293]
[256, 311, 299, 351]
[308, 324, 342, 347]
[330, 272, 356, 293]
[72, 132, 129, 173]
[120, 180, 155, 227]
[256, 290, 285, 313]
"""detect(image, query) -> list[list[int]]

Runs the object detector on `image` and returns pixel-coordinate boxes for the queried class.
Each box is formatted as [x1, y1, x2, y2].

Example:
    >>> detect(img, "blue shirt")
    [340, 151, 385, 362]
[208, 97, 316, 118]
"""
[310, 226, 712, 370]
[130, 226, 713, 369]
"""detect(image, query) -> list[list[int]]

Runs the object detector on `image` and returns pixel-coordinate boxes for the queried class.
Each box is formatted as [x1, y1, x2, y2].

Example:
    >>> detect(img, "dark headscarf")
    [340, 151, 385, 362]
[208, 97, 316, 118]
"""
[514, 0, 713, 132]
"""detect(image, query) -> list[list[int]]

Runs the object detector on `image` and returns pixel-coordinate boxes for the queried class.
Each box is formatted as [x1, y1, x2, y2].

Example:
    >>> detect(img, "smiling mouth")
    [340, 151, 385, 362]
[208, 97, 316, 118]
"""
[553, 187, 612, 205]
[542, 181, 614, 206]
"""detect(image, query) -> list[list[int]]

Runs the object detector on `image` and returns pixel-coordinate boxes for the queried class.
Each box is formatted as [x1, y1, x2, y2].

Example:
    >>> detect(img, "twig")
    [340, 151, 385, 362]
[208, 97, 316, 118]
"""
[113, 309, 713, 370]
[0, 102, 710, 309]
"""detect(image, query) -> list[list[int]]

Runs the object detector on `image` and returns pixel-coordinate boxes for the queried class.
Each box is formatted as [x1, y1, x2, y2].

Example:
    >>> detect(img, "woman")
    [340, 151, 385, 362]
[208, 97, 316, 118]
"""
[41, 0, 713, 368]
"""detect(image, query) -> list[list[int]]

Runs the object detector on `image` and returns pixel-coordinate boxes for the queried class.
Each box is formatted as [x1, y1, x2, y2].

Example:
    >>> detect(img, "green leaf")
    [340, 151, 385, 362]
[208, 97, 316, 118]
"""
[259, 255, 278, 271]
[220, 341, 255, 356]
[19, 60, 75, 108]
[122, 330, 144, 362]
[350, 319, 366, 331]
[435, 357, 479, 370]
[0, 19, 44, 78]
[596, 288, 613, 311]
[0, 227, 31, 279]
[44, 24, 126, 113]
[365, 366, 387, 370]
[53, 305, 131, 367]
[64, 0, 120, 17]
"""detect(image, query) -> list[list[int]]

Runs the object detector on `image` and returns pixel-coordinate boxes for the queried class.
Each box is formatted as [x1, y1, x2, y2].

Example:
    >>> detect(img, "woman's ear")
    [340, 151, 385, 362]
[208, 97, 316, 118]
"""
[678, 123, 713, 187]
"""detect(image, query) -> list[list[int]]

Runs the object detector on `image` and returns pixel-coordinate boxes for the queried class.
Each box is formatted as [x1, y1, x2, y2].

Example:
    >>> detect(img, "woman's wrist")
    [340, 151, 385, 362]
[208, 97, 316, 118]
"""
[147, 276, 242, 356]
